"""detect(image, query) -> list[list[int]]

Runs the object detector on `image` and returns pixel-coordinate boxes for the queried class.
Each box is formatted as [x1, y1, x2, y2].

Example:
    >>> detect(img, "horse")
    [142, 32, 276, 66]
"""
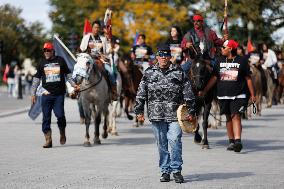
[188, 53, 215, 149]
[73, 53, 111, 146]
[277, 63, 284, 103]
[107, 57, 123, 136]
[120, 59, 144, 127]
[248, 64, 263, 117]
[264, 68, 276, 108]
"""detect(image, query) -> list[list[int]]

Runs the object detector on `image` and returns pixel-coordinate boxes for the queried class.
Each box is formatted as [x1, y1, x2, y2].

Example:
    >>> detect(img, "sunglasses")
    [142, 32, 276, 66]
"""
[193, 20, 202, 23]
[157, 51, 171, 58]
[222, 46, 227, 49]
[43, 49, 52, 52]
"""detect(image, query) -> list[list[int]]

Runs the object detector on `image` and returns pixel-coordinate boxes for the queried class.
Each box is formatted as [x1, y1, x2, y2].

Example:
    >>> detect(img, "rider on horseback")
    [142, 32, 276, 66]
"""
[79, 20, 118, 100]
[181, 14, 228, 73]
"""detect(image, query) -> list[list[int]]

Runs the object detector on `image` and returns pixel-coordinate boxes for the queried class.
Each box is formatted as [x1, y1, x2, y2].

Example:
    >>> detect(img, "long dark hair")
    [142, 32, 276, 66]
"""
[168, 26, 183, 42]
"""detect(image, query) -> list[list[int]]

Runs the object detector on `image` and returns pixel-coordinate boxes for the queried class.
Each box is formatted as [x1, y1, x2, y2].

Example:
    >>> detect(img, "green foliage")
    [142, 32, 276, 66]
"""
[207, 0, 284, 45]
[49, 0, 189, 53]
[0, 4, 47, 67]
[48, 0, 284, 53]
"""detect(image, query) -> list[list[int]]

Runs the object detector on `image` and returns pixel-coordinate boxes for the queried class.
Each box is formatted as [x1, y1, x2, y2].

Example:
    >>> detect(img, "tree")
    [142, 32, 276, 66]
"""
[206, 0, 284, 46]
[0, 4, 47, 69]
[49, 0, 189, 53]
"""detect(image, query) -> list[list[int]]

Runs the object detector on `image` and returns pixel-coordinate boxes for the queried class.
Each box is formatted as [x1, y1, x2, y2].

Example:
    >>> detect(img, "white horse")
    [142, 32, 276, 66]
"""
[73, 53, 111, 146]
[107, 71, 122, 136]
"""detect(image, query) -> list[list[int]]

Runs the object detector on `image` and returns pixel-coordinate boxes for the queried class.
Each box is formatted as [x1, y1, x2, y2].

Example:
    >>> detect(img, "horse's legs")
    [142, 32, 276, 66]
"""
[102, 110, 109, 139]
[110, 101, 118, 136]
[124, 97, 134, 120]
[83, 105, 91, 147]
[277, 85, 283, 103]
[201, 103, 211, 149]
[77, 100, 85, 124]
[194, 124, 202, 143]
[94, 111, 102, 144]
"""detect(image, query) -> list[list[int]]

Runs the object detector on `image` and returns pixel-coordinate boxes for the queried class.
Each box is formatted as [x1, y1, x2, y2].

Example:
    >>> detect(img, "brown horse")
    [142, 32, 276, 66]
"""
[119, 59, 143, 126]
[249, 64, 263, 117]
[277, 64, 284, 103]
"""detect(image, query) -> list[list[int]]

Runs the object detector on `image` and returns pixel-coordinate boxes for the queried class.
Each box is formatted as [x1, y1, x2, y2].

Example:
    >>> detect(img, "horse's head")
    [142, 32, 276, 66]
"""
[190, 58, 212, 91]
[72, 53, 94, 85]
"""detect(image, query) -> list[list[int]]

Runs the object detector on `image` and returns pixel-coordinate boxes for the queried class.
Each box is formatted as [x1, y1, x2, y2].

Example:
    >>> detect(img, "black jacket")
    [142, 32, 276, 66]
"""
[134, 63, 196, 122]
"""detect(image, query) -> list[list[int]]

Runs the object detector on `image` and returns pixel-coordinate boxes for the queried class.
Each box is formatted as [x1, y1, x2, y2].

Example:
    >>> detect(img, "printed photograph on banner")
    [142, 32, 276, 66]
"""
[44, 63, 61, 83]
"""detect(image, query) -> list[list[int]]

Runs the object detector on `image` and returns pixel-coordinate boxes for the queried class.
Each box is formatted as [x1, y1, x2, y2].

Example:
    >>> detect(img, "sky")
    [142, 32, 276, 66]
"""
[0, 0, 52, 31]
[1, 0, 283, 44]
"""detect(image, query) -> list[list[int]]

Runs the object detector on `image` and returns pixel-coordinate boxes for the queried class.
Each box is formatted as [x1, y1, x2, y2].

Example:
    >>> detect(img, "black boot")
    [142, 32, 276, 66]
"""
[160, 173, 170, 182]
[227, 139, 235, 151]
[173, 172, 184, 183]
[233, 141, 243, 152]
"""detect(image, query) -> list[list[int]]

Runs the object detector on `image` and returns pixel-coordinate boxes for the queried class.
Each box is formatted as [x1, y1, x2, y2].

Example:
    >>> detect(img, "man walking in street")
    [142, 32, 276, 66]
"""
[199, 40, 256, 152]
[31, 42, 79, 148]
[134, 44, 196, 183]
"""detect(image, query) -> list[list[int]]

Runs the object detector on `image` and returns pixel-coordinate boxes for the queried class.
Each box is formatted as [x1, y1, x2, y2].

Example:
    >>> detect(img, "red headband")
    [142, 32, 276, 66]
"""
[224, 40, 238, 49]
[193, 15, 204, 21]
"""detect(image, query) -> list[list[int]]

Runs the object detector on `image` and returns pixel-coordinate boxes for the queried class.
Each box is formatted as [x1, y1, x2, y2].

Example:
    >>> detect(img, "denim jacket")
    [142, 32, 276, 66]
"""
[134, 63, 196, 122]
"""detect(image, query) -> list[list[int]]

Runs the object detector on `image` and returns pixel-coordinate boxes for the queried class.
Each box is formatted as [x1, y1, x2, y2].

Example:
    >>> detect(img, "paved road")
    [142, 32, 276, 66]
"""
[0, 97, 284, 189]
[0, 86, 30, 116]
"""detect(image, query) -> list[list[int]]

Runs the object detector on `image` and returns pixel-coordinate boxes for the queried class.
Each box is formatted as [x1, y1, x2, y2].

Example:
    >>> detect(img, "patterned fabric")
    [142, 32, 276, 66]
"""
[134, 63, 196, 122]
[72, 53, 94, 79]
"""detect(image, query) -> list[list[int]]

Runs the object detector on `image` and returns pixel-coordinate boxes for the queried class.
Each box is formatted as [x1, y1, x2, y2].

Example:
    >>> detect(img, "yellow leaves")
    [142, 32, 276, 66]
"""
[87, 1, 188, 50]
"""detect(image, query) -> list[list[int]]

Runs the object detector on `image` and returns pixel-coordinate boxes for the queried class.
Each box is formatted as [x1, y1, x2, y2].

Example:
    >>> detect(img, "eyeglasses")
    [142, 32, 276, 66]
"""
[43, 49, 52, 52]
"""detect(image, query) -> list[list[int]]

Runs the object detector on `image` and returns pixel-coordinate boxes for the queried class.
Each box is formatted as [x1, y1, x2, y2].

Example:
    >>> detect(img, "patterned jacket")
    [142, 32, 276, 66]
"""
[134, 63, 196, 122]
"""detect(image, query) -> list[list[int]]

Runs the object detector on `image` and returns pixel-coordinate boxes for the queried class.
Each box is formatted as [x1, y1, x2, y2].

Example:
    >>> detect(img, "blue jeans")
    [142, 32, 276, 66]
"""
[41, 94, 66, 134]
[151, 121, 183, 174]
[104, 63, 117, 85]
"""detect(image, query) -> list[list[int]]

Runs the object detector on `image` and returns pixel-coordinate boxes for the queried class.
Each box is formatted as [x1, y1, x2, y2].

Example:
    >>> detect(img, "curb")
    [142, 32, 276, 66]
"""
[0, 107, 30, 118]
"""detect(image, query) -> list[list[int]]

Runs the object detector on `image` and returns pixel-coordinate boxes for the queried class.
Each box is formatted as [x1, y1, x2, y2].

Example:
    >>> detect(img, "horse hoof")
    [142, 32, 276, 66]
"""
[83, 141, 91, 147]
[94, 140, 101, 145]
[133, 124, 139, 128]
[202, 144, 210, 149]
[127, 115, 134, 120]
[102, 133, 108, 139]
[111, 132, 119, 136]
[80, 118, 85, 125]
[194, 133, 202, 144]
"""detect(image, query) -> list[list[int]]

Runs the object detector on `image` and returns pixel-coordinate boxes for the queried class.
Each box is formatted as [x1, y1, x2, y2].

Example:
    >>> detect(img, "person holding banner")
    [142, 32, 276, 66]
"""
[31, 42, 80, 148]
[131, 34, 153, 71]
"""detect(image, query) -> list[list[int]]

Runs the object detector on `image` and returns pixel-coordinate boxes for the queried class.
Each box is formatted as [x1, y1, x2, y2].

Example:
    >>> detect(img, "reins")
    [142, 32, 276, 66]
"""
[77, 68, 103, 93]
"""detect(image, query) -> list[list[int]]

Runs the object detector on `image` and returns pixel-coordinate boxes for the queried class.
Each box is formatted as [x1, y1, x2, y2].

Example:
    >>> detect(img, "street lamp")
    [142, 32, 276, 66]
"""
[247, 20, 254, 40]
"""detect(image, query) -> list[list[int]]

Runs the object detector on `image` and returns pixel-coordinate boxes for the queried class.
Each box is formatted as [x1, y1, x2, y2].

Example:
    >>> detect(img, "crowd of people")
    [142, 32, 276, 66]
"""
[2, 12, 283, 184]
